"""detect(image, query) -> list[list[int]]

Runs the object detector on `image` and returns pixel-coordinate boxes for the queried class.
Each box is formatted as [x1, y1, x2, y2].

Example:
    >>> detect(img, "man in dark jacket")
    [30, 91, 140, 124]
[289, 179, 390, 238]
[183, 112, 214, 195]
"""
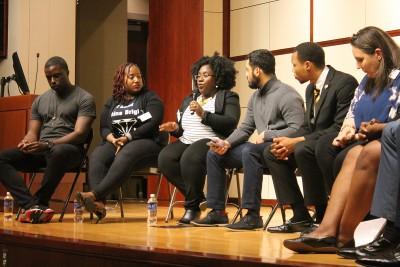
[265, 42, 358, 233]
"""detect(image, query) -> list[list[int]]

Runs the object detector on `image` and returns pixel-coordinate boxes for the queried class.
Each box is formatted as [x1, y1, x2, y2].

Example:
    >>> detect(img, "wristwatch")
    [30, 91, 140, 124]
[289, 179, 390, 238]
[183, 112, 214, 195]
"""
[43, 140, 55, 150]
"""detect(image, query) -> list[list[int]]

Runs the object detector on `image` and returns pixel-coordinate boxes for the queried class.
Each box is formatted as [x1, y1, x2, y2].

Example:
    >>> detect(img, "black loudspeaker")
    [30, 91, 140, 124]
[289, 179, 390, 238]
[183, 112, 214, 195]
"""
[0, 0, 8, 59]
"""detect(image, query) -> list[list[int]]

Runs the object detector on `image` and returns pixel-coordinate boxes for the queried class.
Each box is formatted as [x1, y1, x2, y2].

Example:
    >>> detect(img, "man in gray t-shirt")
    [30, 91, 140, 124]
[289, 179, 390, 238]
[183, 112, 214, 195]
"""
[0, 56, 95, 223]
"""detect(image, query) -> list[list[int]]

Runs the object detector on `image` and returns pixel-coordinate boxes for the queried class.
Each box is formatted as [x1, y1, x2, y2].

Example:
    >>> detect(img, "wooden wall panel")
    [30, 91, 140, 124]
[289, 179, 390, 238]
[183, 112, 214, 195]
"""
[230, 0, 268, 10]
[313, 0, 364, 42]
[148, 0, 203, 122]
[147, 0, 203, 200]
[204, 12, 223, 55]
[366, 0, 400, 31]
[230, 3, 269, 57]
[269, 0, 310, 50]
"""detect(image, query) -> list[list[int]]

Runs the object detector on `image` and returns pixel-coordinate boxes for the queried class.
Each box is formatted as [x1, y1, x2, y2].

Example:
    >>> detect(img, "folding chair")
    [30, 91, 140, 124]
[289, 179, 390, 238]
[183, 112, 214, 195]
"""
[16, 129, 93, 222]
[229, 167, 287, 229]
[117, 131, 171, 218]
[164, 168, 242, 223]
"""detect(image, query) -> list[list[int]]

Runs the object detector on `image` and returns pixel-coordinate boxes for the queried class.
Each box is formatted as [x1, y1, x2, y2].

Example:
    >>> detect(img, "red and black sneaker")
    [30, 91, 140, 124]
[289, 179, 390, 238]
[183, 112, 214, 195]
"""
[39, 208, 55, 223]
[19, 206, 54, 224]
[19, 206, 43, 223]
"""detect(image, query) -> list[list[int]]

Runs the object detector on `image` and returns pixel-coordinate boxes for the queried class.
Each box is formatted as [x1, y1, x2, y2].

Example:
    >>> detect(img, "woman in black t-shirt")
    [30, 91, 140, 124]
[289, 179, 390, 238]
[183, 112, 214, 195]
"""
[77, 63, 164, 222]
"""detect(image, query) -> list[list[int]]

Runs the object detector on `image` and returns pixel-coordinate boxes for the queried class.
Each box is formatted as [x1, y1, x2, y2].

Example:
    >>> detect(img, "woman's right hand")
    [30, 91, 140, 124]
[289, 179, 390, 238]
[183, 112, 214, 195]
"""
[332, 127, 356, 148]
[106, 133, 119, 147]
[159, 121, 178, 132]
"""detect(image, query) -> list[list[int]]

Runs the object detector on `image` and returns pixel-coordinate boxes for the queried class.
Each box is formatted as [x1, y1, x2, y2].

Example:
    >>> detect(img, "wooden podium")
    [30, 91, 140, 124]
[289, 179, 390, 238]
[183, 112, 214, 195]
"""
[0, 95, 37, 196]
[0, 95, 37, 150]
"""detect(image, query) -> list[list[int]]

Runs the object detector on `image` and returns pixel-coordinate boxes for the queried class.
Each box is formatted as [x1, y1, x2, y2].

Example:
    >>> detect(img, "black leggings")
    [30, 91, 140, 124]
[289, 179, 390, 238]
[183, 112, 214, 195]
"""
[158, 139, 210, 209]
[88, 139, 161, 200]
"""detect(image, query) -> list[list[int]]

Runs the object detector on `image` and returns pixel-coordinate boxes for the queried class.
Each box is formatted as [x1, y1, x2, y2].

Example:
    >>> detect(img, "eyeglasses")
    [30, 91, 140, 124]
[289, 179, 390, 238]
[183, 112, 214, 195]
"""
[194, 73, 214, 80]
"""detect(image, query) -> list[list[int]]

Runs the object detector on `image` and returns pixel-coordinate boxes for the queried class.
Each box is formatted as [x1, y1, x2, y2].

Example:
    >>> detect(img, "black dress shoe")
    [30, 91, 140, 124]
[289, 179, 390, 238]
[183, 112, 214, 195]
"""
[283, 236, 338, 253]
[339, 236, 397, 260]
[267, 219, 313, 233]
[356, 244, 400, 266]
[338, 247, 358, 259]
[178, 209, 201, 224]
[338, 240, 369, 259]
[358, 236, 398, 258]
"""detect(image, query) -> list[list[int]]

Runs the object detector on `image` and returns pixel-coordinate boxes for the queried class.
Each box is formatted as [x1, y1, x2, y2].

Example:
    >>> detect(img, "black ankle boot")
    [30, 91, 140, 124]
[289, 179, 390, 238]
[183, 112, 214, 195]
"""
[178, 209, 201, 224]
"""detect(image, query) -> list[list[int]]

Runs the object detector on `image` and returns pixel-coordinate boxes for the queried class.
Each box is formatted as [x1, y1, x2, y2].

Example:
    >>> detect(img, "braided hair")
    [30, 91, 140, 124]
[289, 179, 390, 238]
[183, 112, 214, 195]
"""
[112, 63, 142, 103]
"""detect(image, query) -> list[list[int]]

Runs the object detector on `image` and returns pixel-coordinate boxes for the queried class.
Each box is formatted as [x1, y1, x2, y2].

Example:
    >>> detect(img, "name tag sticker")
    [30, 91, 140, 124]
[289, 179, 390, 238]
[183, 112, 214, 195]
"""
[138, 112, 152, 122]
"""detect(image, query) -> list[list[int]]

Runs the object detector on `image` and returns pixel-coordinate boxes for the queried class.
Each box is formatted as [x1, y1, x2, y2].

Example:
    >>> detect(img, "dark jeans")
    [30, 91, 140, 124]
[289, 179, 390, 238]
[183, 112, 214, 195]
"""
[0, 144, 83, 209]
[158, 139, 209, 210]
[88, 139, 161, 200]
[206, 142, 270, 213]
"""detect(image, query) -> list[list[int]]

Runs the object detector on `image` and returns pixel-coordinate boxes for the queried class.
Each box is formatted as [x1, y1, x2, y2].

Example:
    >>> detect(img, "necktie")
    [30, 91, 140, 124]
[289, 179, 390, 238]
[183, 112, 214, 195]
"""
[314, 86, 321, 105]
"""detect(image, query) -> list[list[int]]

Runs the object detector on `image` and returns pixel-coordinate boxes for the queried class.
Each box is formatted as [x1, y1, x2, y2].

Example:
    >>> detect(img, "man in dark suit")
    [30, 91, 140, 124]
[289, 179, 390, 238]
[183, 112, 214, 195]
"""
[264, 42, 358, 233]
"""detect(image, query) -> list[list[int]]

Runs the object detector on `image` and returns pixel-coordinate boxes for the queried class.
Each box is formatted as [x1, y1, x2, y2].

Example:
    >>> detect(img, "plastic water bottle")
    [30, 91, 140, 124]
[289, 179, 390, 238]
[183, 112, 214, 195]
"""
[147, 193, 157, 226]
[73, 199, 84, 223]
[3, 192, 13, 222]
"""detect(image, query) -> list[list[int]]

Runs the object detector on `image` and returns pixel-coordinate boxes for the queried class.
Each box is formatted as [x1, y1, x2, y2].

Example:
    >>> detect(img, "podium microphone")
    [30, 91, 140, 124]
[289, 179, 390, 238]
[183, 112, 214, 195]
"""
[33, 53, 39, 95]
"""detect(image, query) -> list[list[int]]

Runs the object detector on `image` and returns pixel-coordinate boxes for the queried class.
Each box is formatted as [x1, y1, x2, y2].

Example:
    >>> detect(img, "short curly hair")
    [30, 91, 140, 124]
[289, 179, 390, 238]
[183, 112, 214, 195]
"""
[191, 53, 237, 90]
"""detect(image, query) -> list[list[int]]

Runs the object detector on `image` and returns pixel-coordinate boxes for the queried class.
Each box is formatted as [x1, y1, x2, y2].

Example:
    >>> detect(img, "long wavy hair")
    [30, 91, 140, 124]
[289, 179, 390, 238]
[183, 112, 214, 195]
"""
[351, 26, 400, 95]
[112, 63, 143, 103]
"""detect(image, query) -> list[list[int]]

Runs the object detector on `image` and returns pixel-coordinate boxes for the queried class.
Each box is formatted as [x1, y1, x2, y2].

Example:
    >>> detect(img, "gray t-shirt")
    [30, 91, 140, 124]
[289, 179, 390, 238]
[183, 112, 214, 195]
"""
[31, 86, 96, 142]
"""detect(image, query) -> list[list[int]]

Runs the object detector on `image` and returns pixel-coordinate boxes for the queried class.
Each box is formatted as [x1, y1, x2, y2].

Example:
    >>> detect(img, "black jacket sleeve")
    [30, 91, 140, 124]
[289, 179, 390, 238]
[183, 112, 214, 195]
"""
[201, 90, 240, 137]
[129, 90, 164, 140]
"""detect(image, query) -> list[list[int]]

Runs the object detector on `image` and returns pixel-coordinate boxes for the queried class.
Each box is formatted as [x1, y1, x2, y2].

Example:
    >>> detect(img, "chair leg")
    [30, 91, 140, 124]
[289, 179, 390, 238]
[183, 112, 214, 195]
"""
[263, 202, 279, 230]
[16, 173, 37, 220]
[280, 203, 286, 224]
[59, 171, 81, 222]
[231, 207, 242, 224]
[167, 182, 173, 219]
[230, 170, 244, 224]
[234, 170, 243, 220]
[155, 174, 163, 199]
[119, 186, 124, 218]
[165, 187, 177, 223]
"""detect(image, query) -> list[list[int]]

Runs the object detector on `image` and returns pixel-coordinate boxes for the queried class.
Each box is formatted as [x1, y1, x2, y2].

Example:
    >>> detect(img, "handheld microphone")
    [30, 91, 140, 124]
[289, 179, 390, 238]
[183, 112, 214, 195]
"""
[190, 90, 196, 115]
[190, 77, 196, 115]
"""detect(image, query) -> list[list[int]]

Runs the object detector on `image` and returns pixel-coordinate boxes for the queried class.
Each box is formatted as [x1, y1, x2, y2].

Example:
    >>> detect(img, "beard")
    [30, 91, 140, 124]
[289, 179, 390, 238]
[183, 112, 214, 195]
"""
[248, 76, 260, 89]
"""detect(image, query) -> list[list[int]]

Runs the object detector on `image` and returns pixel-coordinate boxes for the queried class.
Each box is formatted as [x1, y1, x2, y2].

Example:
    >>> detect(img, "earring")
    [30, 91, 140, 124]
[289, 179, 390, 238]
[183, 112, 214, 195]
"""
[215, 85, 219, 89]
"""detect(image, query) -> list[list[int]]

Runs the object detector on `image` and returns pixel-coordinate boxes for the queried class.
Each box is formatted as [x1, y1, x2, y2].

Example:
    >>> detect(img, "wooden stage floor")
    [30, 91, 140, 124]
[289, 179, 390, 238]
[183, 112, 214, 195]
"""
[0, 203, 359, 267]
